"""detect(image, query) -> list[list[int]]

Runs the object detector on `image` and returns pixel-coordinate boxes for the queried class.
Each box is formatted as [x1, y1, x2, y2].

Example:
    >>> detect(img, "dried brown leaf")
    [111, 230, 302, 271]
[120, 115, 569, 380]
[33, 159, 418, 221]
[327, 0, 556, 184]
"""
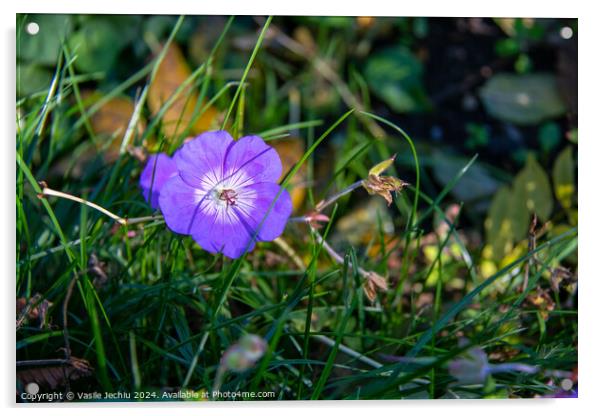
[17, 358, 93, 391]
[148, 43, 219, 139]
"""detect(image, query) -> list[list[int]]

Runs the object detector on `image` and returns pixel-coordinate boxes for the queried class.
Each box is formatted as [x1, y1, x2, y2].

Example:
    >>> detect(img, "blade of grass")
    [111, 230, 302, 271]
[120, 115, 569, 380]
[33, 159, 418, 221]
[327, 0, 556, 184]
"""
[221, 16, 273, 129]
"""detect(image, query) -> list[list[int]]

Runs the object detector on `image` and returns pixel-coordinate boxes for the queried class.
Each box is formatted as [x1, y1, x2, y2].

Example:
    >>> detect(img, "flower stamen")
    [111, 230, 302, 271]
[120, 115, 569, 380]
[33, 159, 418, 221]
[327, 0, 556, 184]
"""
[218, 188, 238, 206]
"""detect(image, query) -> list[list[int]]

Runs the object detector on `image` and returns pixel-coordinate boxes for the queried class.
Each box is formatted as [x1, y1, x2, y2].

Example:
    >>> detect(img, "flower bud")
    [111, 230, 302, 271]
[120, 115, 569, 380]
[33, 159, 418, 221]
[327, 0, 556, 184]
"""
[221, 334, 267, 373]
[448, 347, 491, 385]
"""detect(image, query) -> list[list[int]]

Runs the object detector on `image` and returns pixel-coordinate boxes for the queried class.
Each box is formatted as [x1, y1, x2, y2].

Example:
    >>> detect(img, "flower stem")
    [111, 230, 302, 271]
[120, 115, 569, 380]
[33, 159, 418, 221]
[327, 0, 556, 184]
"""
[312, 229, 371, 280]
[39, 184, 162, 226]
[315, 180, 364, 212]
[40, 187, 127, 225]
[289, 180, 364, 224]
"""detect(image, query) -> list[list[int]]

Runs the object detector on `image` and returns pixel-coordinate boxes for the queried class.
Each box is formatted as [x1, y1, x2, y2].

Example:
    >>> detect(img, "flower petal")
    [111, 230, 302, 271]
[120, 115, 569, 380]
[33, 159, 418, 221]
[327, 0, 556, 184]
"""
[174, 130, 234, 189]
[158, 174, 209, 235]
[139, 153, 177, 209]
[232, 182, 292, 242]
[223, 135, 282, 187]
[191, 213, 257, 259]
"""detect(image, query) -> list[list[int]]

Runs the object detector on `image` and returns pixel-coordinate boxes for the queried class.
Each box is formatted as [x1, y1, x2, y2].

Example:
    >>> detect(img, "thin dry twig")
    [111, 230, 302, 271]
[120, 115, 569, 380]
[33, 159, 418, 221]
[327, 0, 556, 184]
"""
[38, 182, 162, 226]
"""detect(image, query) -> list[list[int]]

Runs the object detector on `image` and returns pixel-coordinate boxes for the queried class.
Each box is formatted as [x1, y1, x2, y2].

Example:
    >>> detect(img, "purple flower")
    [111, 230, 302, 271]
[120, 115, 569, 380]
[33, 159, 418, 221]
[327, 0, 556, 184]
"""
[141, 130, 292, 259]
[139, 153, 178, 209]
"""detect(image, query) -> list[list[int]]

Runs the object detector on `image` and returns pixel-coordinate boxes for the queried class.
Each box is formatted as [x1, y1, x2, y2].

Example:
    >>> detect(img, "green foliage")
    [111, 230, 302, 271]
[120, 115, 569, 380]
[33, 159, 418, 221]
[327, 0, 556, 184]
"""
[538, 122, 562, 154]
[363, 46, 427, 113]
[553, 146, 576, 210]
[431, 151, 500, 203]
[16, 15, 577, 401]
[17, 14, 73, 65]
[465, 123, 490, 150]
[479, 73, 567, 125]
[514, 153, 553, 221]
[485, 185, 528, 261]
[16, 63, 52, 96]
[68, 16, 140, 73]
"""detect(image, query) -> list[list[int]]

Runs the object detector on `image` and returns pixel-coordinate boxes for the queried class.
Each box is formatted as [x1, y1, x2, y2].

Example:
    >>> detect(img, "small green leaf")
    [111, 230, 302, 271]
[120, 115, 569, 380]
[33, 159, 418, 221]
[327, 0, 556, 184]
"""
[553, 146, 575, 209]
[513, 153, 553, 221]
[514, 53, 532, 74]
[495, 38, 520, 57]
[479, 73, 566, 125]
[364, 46, 427, 113]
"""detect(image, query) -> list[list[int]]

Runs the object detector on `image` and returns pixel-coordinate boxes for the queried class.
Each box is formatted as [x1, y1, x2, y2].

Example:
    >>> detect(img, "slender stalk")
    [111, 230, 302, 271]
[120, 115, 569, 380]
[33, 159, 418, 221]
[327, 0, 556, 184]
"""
[315, 180, 364, 212]
[41, 187, 126, 225]
[39, 185, 163, 226]
[312, 230, 371, 280]
[289, 180, 363, 224]
[181, 332, 209, 389]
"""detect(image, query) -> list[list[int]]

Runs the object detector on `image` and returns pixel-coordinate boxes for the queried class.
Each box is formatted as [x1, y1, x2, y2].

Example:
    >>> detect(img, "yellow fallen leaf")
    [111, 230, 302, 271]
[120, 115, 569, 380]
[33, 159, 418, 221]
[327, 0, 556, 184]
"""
[148, 42, 219, 139]
[48, 92, 145, 178]
[270, 137, 306, 211]
[83, 92, 146, 162]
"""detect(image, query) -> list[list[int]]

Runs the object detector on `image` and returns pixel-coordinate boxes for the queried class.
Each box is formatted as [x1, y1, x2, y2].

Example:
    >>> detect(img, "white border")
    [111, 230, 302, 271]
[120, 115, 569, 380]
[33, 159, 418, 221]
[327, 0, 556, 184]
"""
[3, 1, 599, 415]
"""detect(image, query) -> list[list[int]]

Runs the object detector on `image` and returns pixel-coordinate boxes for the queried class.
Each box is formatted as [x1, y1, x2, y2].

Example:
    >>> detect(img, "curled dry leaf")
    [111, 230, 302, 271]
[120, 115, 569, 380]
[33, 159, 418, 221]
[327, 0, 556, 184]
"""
[362, 155, 407, 206]
[363, 272, 388, 303]
[16, 294, 52, 329]
[362, 174, 407, 206]
[550, 266, 573, 293]
[88, 254, 109, 289]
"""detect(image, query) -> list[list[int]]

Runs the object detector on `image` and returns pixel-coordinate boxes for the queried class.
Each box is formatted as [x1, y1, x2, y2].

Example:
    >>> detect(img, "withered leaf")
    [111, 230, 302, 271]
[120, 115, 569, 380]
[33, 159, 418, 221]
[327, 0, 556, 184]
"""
[148, 42, 219, 139]
[17, 357, 93, 391]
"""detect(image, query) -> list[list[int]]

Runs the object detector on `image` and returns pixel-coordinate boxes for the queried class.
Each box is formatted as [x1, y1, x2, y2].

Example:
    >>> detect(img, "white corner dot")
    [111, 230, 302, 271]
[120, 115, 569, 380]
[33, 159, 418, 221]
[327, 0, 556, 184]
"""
[560, 26, 573, 40]
[26, 22, 40, 35]
[560, 378, 574, 391]
[25, 382, 39, 395]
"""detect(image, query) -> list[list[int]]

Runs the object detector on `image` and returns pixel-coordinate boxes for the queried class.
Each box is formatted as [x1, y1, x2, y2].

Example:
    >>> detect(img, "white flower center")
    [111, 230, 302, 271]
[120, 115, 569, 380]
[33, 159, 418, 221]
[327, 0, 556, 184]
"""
[195, 171, 257, 225]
